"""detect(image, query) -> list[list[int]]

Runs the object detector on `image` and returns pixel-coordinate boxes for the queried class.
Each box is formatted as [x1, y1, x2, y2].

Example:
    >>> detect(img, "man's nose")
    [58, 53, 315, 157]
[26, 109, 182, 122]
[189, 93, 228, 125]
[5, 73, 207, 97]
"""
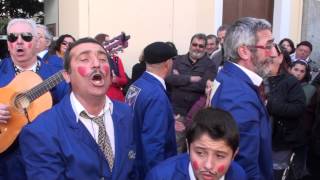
[204, 156, 214, 170]
[92, 57, 101, 67]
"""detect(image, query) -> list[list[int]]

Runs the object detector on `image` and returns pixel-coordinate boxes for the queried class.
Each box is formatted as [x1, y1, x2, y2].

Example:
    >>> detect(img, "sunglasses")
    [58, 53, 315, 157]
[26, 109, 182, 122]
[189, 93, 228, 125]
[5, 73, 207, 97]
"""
[61, 41, 73, 46]
[191, 43, 205, 49]
[7, 32, 33, 43]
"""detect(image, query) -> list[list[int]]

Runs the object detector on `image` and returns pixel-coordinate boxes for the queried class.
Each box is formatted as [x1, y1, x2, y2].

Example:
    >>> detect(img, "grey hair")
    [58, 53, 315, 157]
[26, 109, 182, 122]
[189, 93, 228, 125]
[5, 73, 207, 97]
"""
[7, 18, 38, 38]
[223, 17, 272, 62]
[36, 24, 53, 44]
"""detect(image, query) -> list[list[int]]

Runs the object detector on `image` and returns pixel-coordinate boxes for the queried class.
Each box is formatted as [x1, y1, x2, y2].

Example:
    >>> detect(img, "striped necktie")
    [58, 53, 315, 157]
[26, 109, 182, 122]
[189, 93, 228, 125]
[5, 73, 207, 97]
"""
[80, 111, 114, 171]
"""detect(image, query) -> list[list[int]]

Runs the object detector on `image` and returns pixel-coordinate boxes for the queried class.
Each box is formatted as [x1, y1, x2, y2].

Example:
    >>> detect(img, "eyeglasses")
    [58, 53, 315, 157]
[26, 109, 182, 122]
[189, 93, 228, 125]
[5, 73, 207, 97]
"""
[61, 41, 73, 46]
[7, 32, 33, 43]
[191, 43, 205, 49]
[248, 43, 281, 53]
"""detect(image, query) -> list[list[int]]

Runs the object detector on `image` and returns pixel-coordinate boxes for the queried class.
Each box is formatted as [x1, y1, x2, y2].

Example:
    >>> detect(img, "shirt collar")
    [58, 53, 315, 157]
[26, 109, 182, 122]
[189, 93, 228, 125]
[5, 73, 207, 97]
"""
[38, 49, 48, 59]
[232, 62, 263, 86]
[146, 71, 166, 90]
[15, 61, 39, 72]
[70, 92, 113, 122]
[290, 53, 310, 62]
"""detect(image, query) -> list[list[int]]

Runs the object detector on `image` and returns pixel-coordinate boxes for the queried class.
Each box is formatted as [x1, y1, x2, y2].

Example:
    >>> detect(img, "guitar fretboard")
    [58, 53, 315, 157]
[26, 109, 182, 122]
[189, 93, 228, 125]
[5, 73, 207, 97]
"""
[25, 71, 64, 102]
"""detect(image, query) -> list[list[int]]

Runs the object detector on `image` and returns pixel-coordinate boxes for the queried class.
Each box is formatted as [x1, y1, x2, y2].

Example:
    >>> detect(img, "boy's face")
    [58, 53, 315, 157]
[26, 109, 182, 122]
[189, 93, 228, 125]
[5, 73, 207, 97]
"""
[189, 133, 236, 180]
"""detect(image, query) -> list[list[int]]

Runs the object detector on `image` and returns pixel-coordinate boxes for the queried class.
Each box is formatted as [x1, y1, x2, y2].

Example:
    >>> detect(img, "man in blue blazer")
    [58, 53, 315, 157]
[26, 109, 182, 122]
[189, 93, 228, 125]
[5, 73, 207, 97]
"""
[19, 38, 137, 179]
[0, 18, 69, 180]
[36, 24, 64, 68]
[146, 108, 247, 180]
[210, 17, 276, 180]
[126, 42, 178, 178]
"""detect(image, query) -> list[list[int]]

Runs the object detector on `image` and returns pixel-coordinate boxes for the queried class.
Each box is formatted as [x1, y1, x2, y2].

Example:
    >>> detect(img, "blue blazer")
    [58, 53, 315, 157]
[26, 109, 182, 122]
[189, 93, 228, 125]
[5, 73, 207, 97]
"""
[126, 72, 177, 178]
[41, 53, 64, 69]
[19, 95, 137, 180]
[0, 57, 69, 180]
[145, 153, 247, 180]
[211, 61, 273, 180]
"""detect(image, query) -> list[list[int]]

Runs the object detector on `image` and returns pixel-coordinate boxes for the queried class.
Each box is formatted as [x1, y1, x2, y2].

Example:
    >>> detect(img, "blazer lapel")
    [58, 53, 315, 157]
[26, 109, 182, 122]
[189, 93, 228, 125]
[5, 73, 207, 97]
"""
[59, 96, 102, 154]
[109, 104, 125, 176]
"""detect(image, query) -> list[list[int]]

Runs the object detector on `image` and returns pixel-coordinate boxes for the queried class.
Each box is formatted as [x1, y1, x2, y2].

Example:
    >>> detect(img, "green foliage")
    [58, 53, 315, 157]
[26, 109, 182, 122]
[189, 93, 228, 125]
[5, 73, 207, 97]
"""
[0, 0, 44, 33]
[0, 0, 43, 18]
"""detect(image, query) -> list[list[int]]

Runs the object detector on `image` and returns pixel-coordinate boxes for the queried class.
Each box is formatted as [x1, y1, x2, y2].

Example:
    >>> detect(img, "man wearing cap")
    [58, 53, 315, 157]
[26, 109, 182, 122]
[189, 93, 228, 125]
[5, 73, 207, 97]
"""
[125, 42, 178, 178]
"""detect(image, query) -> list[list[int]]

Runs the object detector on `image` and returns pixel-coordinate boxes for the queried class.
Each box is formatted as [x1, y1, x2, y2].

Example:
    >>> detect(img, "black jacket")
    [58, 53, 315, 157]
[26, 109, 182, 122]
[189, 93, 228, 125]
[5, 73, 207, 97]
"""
[166, 53, 217, 116]
[266, 73, 306, 151]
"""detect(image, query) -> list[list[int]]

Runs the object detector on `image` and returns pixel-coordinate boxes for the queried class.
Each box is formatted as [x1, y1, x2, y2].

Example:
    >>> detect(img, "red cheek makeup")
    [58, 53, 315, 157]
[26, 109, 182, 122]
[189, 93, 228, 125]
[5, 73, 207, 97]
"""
[102, 64, 109, 74]
[217, 165, 225, 173]
[77, 66, 89, 77]
[192, 160, 199, 171]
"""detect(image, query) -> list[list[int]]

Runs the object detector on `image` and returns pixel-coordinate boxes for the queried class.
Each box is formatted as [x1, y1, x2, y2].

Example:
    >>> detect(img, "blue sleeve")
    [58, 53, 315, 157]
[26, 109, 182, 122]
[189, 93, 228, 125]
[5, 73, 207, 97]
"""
[19, 117, 65, 180]
[141, 97, 174, 173]
[213, 89, 262, 180]
[144, 167, 160, 180]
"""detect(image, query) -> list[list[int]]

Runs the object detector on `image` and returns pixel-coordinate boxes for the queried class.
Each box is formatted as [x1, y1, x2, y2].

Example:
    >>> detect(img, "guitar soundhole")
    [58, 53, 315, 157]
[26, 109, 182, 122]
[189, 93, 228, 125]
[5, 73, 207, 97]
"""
[14, 93, 30, 109]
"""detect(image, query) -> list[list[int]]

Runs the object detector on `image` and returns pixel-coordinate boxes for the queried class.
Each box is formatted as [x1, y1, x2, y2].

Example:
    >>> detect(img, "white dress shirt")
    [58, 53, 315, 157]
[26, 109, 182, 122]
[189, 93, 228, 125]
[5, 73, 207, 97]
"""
[70, 92, 115, 156]
[232, 62, 263, 86]
[146, 71, 166, 90]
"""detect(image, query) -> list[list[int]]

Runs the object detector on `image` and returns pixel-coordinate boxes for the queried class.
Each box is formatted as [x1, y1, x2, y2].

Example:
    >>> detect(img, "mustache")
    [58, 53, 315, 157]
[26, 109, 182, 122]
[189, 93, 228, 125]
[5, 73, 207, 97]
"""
[89, 69, 104, 79]
[199, 170, 217, 175]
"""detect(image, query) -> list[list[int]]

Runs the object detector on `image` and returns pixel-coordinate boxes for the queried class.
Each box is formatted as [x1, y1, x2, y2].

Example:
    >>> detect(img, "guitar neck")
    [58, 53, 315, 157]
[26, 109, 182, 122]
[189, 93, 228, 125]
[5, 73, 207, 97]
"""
[25, 71, 64, 102]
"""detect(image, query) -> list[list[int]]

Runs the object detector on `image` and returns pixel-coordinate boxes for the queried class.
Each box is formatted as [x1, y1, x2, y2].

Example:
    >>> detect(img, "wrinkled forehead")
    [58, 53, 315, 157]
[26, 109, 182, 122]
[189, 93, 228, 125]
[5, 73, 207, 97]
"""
[70, 42, 107, 58]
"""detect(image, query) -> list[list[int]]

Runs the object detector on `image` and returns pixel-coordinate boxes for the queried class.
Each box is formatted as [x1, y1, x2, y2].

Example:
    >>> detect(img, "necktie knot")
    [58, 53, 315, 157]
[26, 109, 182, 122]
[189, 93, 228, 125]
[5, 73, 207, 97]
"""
[80, 111, 104, 126]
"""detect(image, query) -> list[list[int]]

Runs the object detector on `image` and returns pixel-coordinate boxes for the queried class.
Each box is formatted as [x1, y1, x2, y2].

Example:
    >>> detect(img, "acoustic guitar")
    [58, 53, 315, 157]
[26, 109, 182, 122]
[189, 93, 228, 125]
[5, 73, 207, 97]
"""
[0, 70, 64, 153]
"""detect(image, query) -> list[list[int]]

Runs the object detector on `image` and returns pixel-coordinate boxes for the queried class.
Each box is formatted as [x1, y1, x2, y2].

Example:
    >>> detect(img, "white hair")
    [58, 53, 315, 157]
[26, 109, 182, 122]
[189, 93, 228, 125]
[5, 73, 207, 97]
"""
[7, 18, 38, 38]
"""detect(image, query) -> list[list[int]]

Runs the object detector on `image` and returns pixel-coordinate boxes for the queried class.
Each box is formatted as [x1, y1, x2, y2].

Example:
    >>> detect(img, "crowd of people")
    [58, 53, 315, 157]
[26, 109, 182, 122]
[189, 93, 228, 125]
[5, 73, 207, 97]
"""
[1, 16, 320, 180]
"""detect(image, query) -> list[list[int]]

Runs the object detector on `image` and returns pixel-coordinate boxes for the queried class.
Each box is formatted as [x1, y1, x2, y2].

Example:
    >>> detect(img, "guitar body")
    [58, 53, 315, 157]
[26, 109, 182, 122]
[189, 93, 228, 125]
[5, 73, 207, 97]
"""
[0, 71, 52, 153]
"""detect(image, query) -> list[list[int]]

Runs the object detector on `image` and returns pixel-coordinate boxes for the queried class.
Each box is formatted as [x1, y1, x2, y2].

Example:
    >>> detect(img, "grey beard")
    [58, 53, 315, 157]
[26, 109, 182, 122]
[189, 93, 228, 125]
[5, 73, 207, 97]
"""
[190, 51, 205, 60]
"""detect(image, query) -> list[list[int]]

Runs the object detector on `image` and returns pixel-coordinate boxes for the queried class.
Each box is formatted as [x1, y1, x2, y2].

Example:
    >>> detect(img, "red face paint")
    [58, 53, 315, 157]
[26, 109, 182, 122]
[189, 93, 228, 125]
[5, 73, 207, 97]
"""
[217, 165, 225, 173]
[102, 64, 110, 74]
[27, 43, 32, 49]
[77, 66, 89, 77]
[8, 43, 13, 49]
[192, 160, 199, 171]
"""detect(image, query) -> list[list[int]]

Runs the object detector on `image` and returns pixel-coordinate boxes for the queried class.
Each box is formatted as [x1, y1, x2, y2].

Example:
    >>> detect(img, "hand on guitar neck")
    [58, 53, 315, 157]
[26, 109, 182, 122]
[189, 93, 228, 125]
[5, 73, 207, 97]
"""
[0, 104, 11, 124]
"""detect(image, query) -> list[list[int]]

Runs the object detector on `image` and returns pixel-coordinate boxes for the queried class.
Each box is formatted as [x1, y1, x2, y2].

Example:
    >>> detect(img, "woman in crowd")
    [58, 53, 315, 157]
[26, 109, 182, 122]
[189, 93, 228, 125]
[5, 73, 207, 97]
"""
[95, 33, 128, 102]
[265, 46, 306, 180]
[279, 38, 295, 54]
[288, 60, 317, 179]
[51, 34, 76, 58]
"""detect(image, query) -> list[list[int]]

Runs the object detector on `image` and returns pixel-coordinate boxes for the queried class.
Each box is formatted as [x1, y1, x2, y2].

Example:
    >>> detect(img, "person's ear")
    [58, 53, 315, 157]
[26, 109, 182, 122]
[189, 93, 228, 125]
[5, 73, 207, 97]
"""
[237, 45, 251, 60]
[62, 70, 71, 83]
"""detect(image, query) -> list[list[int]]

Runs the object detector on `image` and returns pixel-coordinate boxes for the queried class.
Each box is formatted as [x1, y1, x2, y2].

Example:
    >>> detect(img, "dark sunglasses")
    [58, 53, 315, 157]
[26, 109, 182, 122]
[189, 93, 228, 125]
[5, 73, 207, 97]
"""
[61, 41, 73, 46]
[7, 32, 33, 43]
[191, 43, 205, 49]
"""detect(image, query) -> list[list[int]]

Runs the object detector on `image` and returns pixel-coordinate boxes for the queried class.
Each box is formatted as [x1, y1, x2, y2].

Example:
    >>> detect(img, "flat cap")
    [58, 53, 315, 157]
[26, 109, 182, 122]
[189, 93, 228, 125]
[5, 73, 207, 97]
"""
[143, 42, 177, 64]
